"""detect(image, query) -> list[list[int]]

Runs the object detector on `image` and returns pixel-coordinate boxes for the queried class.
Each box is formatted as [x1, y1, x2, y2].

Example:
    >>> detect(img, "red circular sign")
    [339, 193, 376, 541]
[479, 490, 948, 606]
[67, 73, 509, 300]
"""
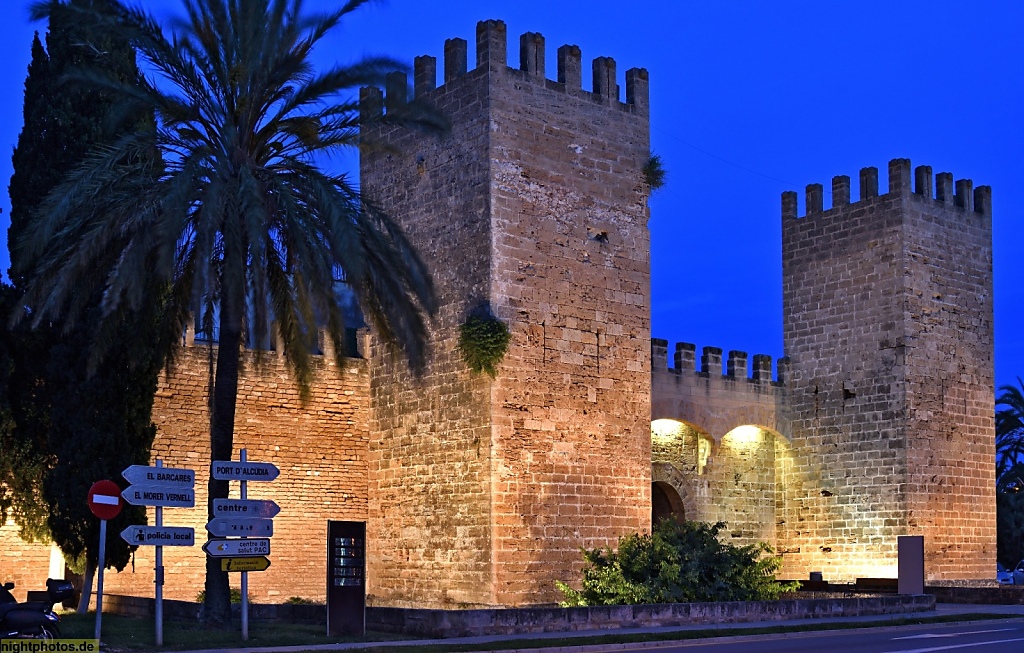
[87, 480, 123, 521]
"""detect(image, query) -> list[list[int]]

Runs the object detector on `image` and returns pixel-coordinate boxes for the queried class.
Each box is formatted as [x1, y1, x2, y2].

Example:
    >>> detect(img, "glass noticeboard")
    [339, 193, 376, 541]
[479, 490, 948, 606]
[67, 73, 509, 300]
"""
[326, 521, 365, 636]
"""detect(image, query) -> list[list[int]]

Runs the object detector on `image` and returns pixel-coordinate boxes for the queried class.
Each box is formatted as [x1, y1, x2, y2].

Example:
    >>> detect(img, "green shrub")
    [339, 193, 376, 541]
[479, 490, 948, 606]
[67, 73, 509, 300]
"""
[458, 312, 511, 377]
[556, 519, 799, 606]
[284, 596, 323, 605]
[195, 588, 249, 604]
[642, 153, 666, 191]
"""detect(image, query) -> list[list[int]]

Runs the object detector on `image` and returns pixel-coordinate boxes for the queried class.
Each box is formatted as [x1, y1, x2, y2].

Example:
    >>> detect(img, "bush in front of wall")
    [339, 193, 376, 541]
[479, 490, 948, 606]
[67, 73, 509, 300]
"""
[556, 518, 799, 606]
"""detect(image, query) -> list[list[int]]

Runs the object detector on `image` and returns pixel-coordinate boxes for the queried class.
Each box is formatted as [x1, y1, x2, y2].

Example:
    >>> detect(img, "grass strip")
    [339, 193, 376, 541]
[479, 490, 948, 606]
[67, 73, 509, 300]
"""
[58, 613, 407, 651]
[57, 611, 1022, 652]
[325, 613, 1024, 653]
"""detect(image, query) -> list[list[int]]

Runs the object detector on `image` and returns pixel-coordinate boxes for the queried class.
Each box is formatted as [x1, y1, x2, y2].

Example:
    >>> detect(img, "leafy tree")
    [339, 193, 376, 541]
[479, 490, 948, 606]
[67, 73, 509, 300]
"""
[0, 284, 51, 542]
[6, 0, 164, 611]
[997, 486, 1024, 569]
[22, 0, 443, 627]
[557, 519, 799, 606]
[997, 379, 1024, 488]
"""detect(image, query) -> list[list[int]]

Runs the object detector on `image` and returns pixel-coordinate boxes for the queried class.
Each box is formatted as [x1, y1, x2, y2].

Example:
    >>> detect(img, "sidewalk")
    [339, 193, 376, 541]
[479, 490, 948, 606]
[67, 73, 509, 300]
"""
[174, 603, 1024, 653]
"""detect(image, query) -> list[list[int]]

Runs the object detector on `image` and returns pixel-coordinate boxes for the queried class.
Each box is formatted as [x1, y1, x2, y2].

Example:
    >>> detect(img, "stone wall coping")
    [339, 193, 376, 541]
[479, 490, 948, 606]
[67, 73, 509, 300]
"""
[104, 593, 934, 636]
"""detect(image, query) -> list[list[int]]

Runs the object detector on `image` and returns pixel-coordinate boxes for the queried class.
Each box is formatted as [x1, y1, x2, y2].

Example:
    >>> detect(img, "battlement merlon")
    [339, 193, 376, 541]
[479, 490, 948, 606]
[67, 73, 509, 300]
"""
[651, 339, 787, 384]
[781, 158, 992, 219]
[363, 20, 649, 116]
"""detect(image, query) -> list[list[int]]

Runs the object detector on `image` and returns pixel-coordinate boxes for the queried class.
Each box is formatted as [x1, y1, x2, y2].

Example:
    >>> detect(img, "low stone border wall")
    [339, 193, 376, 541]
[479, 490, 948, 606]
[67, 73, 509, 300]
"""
[103, 595, 324, 624]
[103, 594, 935, 636]
[925, 585, 1024, 605]
[366, 595, 935, 637]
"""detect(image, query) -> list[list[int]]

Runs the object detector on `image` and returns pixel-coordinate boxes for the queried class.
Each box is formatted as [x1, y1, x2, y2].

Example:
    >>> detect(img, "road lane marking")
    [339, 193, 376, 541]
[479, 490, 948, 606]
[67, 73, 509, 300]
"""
[889, 636, 1024, 652]
[893, 628, 1016, 640]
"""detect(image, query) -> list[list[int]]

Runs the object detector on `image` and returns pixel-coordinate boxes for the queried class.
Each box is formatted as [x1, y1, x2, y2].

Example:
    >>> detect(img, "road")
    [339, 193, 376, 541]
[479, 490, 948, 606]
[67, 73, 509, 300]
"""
[575, 619, 1024, 652]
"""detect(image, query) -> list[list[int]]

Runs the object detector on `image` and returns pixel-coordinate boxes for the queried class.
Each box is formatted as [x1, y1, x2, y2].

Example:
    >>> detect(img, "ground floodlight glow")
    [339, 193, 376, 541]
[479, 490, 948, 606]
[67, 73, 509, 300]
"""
[724, 425, 762, 447]
[651, 419, 683, 443]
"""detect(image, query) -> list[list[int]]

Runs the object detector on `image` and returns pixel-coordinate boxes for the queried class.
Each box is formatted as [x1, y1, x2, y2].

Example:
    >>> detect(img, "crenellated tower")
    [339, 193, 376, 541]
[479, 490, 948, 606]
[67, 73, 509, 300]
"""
[780, 159, 995, 581]
[361, 20, 652, 608]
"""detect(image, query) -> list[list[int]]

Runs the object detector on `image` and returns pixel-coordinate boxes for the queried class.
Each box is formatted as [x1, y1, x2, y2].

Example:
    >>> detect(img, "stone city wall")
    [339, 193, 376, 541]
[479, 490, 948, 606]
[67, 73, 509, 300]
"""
[650, 341, 788, 548]
[101, 343, 370, 602]
[362, 19, 651, 608]
[780, 159, 995, 581]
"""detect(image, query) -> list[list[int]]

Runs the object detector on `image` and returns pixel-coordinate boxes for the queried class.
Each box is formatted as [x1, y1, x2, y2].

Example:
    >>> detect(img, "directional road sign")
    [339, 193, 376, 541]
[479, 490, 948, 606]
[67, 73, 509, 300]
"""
[205, 517, 274, 537]
[202, 538, 271, 557]
[122, 465, 195, 487]
[212, 499, 280, 518]
[121, 484, 195, 508]
[210, 461, 279, 481]
[88, 480, 124, 521]
[221, 557, 271, 573]
[120, 525, 195, 547]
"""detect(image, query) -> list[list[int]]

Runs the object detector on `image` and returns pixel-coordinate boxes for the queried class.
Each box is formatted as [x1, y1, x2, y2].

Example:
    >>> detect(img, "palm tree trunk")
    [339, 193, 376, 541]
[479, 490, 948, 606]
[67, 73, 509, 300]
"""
[203, 238, 246, 628]
[76, 560, 94, 614]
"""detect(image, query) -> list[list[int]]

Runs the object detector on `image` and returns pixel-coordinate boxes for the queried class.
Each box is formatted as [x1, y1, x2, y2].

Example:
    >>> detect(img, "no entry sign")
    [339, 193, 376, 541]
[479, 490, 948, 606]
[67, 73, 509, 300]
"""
[88, 480, 123, 521]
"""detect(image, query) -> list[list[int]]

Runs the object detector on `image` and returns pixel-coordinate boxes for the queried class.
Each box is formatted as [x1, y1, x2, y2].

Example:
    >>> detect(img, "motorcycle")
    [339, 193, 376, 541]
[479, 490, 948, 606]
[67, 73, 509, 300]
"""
[0, 579, 73, 639]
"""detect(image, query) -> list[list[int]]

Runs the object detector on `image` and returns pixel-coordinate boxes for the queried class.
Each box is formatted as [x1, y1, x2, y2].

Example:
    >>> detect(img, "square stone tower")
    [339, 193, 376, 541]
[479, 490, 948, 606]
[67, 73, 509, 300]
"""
[780, 159, 995, 581]
[360, 20, 652, 608]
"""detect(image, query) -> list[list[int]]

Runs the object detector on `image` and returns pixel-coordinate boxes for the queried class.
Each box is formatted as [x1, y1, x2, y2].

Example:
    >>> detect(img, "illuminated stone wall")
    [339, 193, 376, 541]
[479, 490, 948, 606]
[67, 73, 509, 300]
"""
[101, 343, 370, 602]
[362, 20, 652, 608]
[0, 521, 56, 601]
[650, 344, 788, 549]
[780, 160, 995, 581]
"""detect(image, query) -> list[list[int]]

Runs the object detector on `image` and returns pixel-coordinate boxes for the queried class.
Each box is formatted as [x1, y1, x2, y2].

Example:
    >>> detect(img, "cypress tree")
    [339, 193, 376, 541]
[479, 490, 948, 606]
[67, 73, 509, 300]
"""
[5, 0, 166, 609]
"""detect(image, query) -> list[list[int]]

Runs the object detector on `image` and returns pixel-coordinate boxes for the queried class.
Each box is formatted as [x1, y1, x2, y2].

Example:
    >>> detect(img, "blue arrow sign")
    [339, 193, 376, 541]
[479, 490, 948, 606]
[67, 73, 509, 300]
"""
[213, 499, 280, 518]
[121, 485, 195, 508]
[210, 461, 279, 481]
[120, 525, 195, 546]
[122, 465, 195, 487]
[206, 517, 274, 537]
[202, 538, 271, 557]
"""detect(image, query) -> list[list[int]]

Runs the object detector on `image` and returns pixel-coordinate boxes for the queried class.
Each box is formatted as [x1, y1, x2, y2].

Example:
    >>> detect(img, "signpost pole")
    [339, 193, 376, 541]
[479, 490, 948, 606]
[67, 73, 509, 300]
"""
[155, 460, 164, 647]
[88, 479, 124, 643]
[95, 518, 106, 641]
[240, 449, 249, 642]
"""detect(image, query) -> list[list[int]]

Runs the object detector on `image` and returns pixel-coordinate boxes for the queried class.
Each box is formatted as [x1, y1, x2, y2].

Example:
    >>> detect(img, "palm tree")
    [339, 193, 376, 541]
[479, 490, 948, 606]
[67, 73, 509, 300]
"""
[20, 0, 443, 626]
[997, 379, 1024, 490]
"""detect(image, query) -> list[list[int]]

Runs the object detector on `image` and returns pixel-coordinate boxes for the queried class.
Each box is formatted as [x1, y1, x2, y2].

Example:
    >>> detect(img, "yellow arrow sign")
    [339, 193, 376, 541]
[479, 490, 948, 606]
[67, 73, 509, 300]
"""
[220, 556, 271, 572]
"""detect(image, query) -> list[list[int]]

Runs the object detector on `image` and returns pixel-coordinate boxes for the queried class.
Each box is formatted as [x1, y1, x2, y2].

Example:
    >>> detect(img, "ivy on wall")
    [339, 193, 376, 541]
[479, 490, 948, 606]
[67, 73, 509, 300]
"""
[458, 313, 511, 378]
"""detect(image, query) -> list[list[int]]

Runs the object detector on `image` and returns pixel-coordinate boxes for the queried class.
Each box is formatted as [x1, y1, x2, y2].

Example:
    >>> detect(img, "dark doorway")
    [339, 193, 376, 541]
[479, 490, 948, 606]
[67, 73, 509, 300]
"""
[651, 481, 685, 527]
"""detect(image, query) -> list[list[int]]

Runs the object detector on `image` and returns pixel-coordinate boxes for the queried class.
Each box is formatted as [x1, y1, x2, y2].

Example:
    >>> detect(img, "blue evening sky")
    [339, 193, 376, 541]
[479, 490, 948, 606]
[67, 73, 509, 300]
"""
[0, 1, 1021, 389]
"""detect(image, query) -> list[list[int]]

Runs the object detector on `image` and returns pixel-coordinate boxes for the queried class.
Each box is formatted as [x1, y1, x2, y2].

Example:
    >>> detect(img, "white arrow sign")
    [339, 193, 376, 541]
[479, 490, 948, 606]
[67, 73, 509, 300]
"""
[202, 538, 271, 557]
[206, 517, 274, 537]
[121, 525, 195, 547]
[213, 499, 280, 518]
[211, 461, 279, 481]
[122, 465, 195, 487]
[121, 485, 195, 508]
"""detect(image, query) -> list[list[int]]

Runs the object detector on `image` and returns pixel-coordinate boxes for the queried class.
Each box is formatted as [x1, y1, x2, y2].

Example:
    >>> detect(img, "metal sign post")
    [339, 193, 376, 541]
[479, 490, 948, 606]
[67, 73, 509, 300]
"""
[119, 460, 195, 646]
[208, 450, 278, 641]
[240, 450, 249, 642]
[87, 480, 123, 642]
[154, 461, 164, 647]
[96, 518, 107, 640]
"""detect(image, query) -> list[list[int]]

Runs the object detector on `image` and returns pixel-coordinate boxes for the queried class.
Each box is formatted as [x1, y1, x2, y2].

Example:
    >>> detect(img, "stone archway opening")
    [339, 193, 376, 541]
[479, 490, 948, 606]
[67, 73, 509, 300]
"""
[651, 480, 685, 527]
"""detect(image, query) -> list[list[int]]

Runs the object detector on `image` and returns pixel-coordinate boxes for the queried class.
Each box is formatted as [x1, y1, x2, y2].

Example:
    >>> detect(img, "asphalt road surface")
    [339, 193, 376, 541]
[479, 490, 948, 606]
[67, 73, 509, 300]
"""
[584, 619, 1024, 652]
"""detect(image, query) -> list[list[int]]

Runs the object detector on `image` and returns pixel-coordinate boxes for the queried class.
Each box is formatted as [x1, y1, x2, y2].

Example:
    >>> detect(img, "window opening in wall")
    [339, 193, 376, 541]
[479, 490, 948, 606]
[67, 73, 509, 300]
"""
[651, 481, 684, 527]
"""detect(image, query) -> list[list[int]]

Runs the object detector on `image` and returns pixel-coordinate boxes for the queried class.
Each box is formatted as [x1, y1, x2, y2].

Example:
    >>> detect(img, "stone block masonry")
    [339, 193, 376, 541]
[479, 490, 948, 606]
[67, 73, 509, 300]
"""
[0, 27, 1000, 607]
[650, 341, 790, 549]
[99, 343, 370, 602]
[362, 19, 651, 608]
[780, 159, 994, 582]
